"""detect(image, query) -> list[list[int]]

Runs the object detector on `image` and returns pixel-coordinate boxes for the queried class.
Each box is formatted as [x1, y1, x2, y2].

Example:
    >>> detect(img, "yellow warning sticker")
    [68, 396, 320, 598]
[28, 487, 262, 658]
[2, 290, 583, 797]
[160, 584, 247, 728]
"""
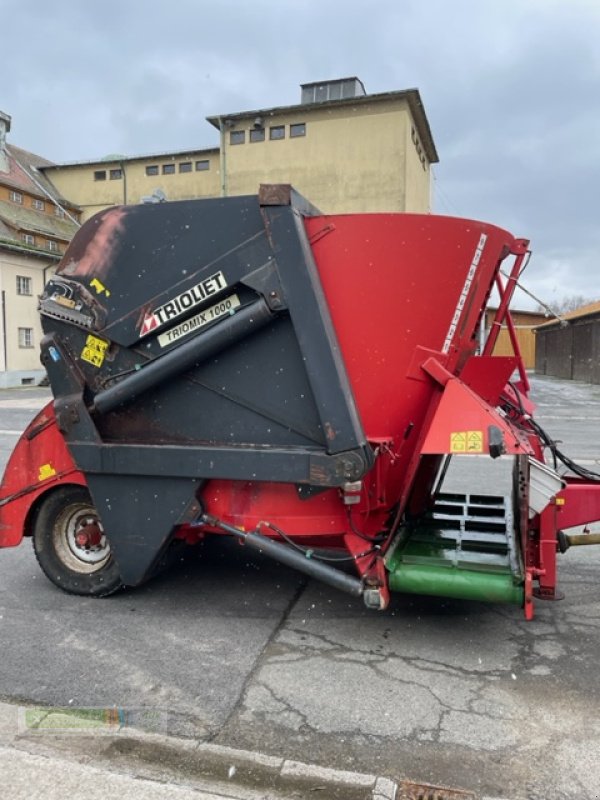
[450, 430, 484, 454]
[90, 278, 111, 297]
[466, 430, 484, 453]
[80, 334, 109, 368]
[38, 463, 57, 482]
[450, 432, 467, 453]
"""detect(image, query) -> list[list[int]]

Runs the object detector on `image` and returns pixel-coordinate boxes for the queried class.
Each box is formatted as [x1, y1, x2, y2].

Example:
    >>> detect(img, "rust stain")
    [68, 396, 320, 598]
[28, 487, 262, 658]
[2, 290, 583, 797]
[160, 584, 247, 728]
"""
[61, 207, 128, 280]
[398, 779, 475, 800]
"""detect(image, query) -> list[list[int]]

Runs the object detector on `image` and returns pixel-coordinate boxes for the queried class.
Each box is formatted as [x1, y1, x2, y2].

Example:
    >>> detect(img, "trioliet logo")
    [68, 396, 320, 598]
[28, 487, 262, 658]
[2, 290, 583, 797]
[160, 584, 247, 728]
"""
[139, 271, 227, 337]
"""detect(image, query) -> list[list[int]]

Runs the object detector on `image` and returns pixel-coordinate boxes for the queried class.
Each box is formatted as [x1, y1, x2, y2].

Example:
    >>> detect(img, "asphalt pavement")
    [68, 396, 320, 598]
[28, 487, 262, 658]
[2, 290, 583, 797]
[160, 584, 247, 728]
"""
[0, 377, 599, 800]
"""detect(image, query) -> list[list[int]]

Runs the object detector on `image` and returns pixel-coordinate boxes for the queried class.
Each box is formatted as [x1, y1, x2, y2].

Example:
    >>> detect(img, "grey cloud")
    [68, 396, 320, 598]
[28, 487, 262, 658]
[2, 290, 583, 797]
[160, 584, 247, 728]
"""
[3, 0, 599, 304]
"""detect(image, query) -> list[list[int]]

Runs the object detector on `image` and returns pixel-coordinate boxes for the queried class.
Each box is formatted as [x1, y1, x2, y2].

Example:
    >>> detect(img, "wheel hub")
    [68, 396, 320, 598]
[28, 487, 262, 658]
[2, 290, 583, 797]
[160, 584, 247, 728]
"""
[53, 504, 112, 571]
[75, 523, 103, 549]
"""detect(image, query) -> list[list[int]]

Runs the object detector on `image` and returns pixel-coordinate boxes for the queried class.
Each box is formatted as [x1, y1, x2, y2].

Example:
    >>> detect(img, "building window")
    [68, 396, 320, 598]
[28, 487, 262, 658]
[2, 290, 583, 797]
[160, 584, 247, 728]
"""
[21, 234, 35, 246]
[230, 130, 245, 145]
[179, 162, 192, 173]
[54, 206, 65, 218]
[94, 170, 106, 181]
[32, 198, 45, 210]
[195, 160, 210, 171]
[46, 240, 59, 252]
[109, 168, 123, 180]
[9, 190, 23, 204]
[18, 328, 33, 349]
[250, 128, 265, 143]
[290, 123, 306, 138]
[16, 275, 32, 295]
[269, 126, 285, 140]
[162, 163, 175, 175]
[145, 165, 159, 176]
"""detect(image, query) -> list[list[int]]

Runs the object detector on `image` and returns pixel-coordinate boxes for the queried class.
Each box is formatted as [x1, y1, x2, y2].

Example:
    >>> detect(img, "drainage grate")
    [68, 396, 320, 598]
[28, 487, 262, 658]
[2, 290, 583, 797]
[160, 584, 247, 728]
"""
[397, 779, 476, 800]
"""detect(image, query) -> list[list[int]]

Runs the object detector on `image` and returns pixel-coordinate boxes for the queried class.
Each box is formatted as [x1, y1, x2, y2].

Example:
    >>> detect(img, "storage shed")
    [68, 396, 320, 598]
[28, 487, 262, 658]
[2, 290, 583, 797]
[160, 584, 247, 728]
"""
[535, 301, 600, 384]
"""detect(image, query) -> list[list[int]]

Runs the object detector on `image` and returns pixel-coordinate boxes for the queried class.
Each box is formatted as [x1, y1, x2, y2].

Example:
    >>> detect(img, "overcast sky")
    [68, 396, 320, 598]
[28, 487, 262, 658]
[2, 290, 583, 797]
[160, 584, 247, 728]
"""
[3, 0, 599, 309]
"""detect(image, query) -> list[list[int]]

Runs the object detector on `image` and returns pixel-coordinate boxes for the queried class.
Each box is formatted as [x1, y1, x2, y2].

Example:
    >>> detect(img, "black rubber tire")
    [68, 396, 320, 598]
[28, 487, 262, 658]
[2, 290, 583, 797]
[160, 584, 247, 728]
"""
[32, 486, 122, 597]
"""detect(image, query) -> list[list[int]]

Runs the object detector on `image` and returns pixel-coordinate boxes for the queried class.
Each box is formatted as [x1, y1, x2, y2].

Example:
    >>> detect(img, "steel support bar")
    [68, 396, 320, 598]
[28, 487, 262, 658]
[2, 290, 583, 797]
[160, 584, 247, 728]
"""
[201, 514, 364, 597]
[482, 241, 530, 391]
[93, 299, 273, 415]
[536, 504, 559, 598]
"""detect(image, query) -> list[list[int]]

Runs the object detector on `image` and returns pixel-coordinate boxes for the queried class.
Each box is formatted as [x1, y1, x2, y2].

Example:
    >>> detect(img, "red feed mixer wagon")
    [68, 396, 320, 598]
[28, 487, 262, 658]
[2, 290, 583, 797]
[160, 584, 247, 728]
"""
[1, 185, 599, 619]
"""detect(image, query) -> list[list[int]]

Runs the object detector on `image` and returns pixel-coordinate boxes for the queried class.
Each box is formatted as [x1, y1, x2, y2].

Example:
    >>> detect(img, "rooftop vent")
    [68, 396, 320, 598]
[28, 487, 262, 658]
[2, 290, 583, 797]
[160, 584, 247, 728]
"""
[300, 77, 366, 104]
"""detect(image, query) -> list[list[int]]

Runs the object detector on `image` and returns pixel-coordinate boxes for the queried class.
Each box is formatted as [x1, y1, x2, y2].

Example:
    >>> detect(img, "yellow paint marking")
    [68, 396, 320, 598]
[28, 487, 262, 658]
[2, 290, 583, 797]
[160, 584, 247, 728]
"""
[90, 278, 111, 297]
[38, 463, 57, 482]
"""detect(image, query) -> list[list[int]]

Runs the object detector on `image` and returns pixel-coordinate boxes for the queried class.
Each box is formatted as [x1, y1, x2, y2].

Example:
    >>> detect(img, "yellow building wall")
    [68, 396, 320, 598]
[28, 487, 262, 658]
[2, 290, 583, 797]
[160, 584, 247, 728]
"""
[490, 328, 537, 369]
[45, 99, 432, 219]
[404, 115, 431, 212]
[0, 251, 52, 373]
[222, 99, 430, 213]
[46, 151, 221, 222]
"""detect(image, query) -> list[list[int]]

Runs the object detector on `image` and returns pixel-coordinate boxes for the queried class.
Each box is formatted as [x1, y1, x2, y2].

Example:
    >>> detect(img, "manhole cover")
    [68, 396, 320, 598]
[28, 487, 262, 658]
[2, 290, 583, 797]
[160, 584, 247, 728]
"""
[398, 779, 476, 800]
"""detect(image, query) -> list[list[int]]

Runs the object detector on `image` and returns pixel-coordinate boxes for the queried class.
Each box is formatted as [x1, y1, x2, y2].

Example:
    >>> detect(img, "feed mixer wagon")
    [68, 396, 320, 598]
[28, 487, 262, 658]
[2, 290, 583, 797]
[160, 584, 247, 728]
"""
[1, 185, 599, 619]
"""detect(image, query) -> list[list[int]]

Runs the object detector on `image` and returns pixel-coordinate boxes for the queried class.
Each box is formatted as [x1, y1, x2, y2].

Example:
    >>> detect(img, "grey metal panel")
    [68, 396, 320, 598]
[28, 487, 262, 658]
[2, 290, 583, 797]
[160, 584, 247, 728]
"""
[535, 330, 547, 374]
[536, 316, 600, 384]
[593, 321, 600, 384]
[572, 321, 594, 382]
[543, 326, 573, 379]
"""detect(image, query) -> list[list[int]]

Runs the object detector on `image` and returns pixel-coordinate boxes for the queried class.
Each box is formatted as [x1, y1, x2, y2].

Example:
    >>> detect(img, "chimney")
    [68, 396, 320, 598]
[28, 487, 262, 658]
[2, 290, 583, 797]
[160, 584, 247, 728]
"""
[0, 111, 11, 173]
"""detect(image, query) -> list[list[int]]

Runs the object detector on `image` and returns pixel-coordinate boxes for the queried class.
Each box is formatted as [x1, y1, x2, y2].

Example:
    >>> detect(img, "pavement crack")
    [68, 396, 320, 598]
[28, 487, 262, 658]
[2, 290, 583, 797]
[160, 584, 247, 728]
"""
[254, 681, 313, 731]
[212, 577, 308, 741]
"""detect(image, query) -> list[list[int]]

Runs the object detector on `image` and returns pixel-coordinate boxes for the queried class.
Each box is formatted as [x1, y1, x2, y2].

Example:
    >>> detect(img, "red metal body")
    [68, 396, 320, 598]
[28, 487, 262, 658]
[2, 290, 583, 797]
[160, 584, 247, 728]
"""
[0, 404, 84, 547]
[2, 209, 600, 618]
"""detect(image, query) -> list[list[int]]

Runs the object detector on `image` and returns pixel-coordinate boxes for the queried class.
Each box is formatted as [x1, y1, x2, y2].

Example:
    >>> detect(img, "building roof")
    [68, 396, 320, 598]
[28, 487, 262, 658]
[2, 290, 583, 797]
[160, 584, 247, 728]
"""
[0, 199, 78, 241]
[40, 145, 220, 171]
[534, 300, 600, 329]
[206, 87, 439, 163]
[0, 139, 80, 254]
[0, 234, 62, 262]
[2, 144, 76, 207]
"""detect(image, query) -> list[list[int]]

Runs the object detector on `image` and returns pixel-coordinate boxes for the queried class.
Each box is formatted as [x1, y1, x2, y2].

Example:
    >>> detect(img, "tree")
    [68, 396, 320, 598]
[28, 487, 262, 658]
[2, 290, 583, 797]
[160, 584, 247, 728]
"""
[536, 295, 597, 316]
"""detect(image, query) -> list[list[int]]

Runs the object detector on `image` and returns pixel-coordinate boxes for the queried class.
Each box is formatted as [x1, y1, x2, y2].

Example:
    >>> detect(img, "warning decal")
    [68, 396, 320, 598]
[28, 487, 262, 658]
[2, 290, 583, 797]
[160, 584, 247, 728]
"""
[80, 334, 109, 368]
[466, 431, 483, 452]
[450, 430, 484, 454]
[450, 432, 467, 453]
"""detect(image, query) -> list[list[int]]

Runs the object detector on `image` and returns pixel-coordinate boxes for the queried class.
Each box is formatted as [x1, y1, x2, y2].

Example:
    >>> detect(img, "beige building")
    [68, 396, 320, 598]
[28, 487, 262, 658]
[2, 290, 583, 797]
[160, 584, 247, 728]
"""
[42, 78, 438, 221]
[0, 111, 80, 386]
[43, 147, 220, 223]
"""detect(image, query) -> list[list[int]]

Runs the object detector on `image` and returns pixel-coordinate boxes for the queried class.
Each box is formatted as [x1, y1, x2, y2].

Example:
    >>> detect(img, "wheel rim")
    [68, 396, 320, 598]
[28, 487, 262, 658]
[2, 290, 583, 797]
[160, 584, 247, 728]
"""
[52, 502, 111, 574]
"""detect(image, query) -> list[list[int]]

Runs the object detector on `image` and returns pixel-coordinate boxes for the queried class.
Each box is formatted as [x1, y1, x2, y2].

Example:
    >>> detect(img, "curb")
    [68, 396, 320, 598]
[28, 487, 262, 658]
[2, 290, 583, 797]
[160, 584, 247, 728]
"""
[3, 702, 503, 799]
[2, 702, 397, 800]
[104, 729, 397, 799]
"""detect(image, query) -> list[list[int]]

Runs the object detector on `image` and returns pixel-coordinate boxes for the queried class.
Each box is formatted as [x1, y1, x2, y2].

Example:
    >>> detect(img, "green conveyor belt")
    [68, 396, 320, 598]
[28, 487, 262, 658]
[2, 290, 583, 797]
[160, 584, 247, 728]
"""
[387, 562, 523, 605]
[385, 492, 524, 606]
